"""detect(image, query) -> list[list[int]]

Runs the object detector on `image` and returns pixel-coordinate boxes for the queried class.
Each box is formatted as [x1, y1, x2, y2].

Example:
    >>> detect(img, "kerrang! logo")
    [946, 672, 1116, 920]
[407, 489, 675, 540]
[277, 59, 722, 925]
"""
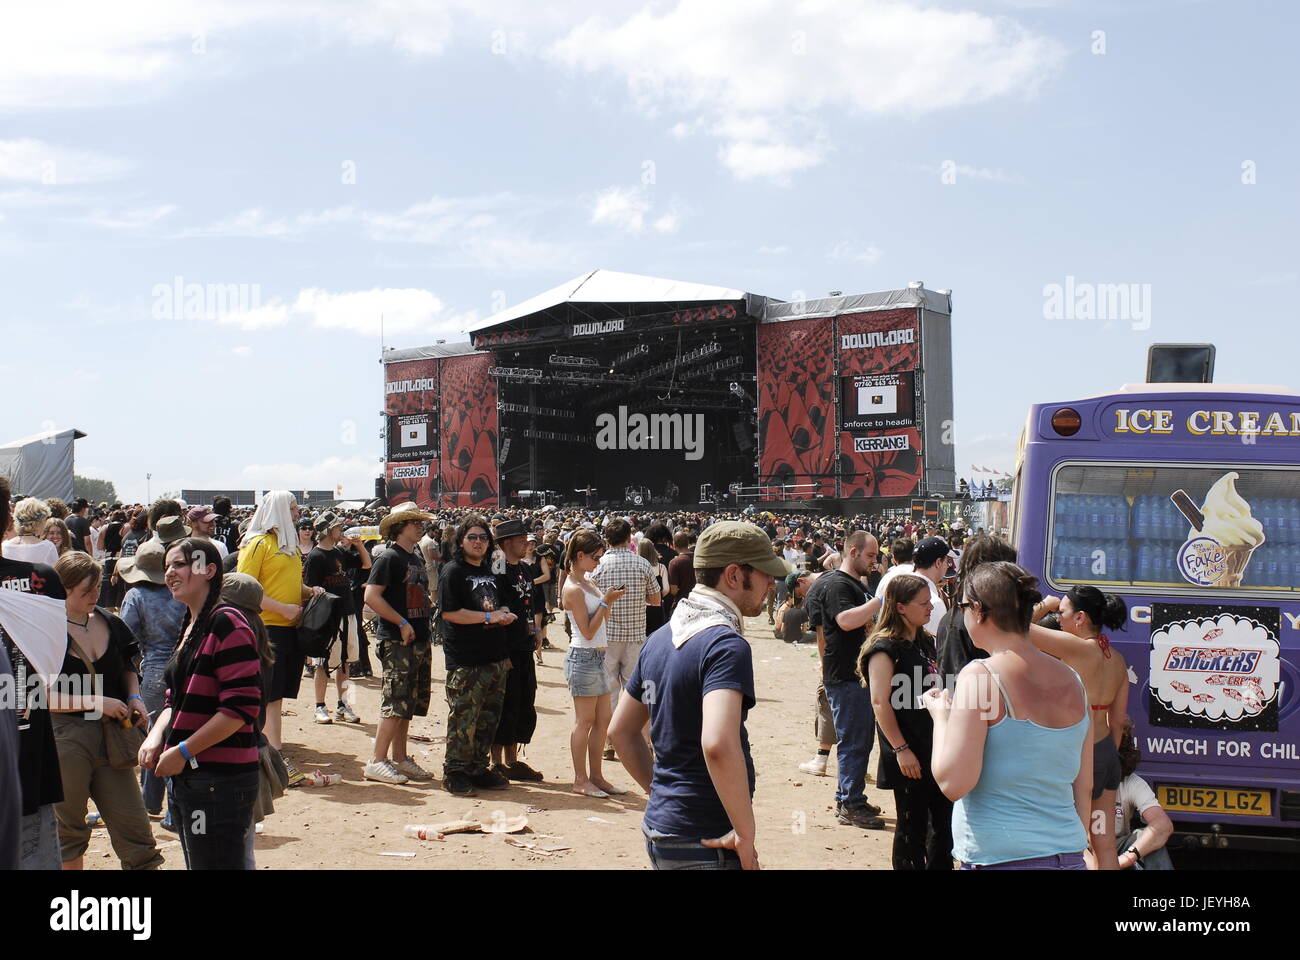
[1163, 646, 1260, 674]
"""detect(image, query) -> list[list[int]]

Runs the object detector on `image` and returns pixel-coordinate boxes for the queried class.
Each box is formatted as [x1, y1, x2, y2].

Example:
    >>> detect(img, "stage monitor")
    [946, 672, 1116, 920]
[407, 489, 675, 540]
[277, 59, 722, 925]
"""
[840, 371, 916, 431]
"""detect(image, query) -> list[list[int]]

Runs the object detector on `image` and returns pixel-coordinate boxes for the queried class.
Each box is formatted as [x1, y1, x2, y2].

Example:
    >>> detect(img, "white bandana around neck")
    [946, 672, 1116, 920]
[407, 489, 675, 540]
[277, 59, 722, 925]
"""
[668, 585, 743, 649]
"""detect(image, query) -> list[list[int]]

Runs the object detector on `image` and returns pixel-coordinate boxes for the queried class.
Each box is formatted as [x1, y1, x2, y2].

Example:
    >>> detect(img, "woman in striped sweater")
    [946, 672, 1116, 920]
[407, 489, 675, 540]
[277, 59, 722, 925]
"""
[138, 538, 262, 870]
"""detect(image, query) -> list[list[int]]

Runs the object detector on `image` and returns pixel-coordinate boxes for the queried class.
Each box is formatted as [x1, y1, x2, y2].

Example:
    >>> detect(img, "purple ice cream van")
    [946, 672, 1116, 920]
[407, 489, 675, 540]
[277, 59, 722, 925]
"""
[1011, 383, 1300, 852]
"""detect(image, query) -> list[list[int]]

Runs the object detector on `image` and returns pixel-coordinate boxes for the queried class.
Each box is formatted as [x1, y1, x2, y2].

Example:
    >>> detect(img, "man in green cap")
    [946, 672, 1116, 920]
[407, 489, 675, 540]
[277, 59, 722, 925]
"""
[609, 521, 788, 870]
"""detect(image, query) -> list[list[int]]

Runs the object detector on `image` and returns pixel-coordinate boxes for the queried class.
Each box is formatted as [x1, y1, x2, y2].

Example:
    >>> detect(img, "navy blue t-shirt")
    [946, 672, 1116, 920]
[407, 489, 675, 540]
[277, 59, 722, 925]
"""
[626, 623, 756, 839]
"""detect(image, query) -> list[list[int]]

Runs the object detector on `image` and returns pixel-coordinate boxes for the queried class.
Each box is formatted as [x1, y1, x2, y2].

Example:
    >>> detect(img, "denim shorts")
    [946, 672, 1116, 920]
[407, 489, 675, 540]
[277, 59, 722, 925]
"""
[564, 647, 611, 698]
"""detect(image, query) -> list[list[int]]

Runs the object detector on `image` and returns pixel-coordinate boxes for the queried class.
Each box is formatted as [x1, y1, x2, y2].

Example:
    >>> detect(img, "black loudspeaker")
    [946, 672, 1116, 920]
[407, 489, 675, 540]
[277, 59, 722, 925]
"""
[733, 421, 753, 452]
[1147, 343, 1215, 383]
[374, 477, 386, 500]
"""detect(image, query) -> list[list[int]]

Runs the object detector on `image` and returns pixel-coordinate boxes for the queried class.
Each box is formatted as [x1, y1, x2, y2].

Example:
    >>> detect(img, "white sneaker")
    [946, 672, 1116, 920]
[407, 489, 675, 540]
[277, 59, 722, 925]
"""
[363, 760, 409, 784]
[335, 703, 361, 724]
[798, 755, 829, 777]
[314, 705, 333, 724]
[393, 757, 433, 781]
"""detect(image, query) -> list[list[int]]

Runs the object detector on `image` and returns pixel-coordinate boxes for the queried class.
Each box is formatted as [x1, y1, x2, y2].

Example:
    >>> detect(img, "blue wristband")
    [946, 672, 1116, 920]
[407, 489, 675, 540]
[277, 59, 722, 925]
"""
[484, 610, 492, 624]
[128, 694, 144, 703]
[178, 741, 193, 762]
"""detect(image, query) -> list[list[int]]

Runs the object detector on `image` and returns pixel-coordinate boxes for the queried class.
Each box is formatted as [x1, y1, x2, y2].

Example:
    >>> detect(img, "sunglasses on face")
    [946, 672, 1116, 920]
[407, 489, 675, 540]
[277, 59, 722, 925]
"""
[956, 599, 979, 611]
[465, 534, 490, 543]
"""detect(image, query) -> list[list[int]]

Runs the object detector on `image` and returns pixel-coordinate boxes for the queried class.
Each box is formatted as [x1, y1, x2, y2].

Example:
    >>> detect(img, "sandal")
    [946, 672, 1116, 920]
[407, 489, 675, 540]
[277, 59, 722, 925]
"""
[573, 785, 609, 798]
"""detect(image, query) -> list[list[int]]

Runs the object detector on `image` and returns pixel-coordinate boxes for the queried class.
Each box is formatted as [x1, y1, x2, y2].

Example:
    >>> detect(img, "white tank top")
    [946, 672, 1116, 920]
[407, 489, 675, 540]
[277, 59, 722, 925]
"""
[567, 580, 608, 649]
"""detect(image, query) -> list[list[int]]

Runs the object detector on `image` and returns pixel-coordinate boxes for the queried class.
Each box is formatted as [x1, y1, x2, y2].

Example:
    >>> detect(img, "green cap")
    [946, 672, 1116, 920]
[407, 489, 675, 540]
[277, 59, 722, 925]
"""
[785, 571, 809, 593]
[694, 521, 790, 578]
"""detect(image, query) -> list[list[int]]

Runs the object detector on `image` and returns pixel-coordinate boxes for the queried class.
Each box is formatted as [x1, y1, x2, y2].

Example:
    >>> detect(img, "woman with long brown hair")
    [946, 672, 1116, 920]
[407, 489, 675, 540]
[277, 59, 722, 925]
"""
[858, 573, 952, 870]
[140, 538, 263, 869]
[43, 518, 74, 558]
[561, 529, 626, 798]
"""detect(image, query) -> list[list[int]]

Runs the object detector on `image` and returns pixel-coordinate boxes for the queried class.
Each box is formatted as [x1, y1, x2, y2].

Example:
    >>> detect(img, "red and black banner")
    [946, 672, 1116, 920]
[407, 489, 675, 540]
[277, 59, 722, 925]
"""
[837, 310, 923, 498]
[757, 317, 836, 498]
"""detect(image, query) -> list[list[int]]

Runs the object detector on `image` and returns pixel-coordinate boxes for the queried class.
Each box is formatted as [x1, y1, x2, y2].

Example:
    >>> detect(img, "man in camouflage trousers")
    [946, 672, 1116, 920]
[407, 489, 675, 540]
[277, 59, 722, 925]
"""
[362, 506, 437, 785]
[437, 515, 516, 797]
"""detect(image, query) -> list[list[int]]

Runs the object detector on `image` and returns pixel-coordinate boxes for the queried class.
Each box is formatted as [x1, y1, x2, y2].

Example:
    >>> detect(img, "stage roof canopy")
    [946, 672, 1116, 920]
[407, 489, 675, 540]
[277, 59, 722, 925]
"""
[467, 269, 748, 334]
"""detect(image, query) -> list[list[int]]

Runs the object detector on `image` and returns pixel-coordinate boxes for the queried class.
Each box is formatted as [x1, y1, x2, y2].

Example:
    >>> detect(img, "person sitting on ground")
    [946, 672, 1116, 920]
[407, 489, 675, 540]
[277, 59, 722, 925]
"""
[1113, 721, 1174, 870]
[774, 572, 815, 644]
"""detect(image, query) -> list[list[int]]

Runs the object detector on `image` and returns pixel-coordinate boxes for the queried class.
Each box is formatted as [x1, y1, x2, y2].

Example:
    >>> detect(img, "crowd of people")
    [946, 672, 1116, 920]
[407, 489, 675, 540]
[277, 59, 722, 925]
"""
[0, 486, 1175, 871]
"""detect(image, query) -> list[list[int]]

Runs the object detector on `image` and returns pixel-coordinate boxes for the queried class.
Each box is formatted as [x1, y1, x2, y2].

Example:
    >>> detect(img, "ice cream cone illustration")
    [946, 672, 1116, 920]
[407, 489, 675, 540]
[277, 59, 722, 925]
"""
[1172, 472, 1264, 588]
[1219, 543, 1255, 588]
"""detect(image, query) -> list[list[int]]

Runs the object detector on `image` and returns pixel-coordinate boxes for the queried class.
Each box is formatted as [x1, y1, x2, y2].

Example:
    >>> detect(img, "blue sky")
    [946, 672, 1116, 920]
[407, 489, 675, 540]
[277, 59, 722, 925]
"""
[1, 0, 1295, 503]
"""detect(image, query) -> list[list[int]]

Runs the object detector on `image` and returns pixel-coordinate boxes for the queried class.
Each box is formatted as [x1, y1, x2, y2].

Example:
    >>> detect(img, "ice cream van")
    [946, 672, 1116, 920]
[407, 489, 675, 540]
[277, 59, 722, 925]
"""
[1010, 382, 1300, 852]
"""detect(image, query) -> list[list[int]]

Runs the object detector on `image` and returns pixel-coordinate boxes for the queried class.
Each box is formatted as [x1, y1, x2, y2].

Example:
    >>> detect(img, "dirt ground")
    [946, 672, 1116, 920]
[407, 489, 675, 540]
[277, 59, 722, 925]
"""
[84, 612, 897, 870]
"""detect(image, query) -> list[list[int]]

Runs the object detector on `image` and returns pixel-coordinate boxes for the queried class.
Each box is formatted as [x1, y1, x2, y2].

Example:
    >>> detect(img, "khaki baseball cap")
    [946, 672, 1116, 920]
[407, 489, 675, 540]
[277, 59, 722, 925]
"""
[693, 521, 789, 578]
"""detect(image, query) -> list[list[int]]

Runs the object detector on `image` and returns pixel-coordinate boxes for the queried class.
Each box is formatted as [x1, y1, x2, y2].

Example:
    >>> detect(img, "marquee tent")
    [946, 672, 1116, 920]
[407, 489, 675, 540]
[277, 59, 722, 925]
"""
[0, 428, 86, 502]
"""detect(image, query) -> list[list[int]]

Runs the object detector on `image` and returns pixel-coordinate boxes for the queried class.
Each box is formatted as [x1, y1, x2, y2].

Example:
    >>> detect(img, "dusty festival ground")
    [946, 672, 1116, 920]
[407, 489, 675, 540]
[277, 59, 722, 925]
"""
[85, 613, 897, 870]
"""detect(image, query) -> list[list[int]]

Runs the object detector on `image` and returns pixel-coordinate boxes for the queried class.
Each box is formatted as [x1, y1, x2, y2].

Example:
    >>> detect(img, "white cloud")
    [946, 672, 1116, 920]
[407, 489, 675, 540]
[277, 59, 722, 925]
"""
[238, 455, 379, 496]
[0, 139, 131, 183]
[211, 286, 469, 339]
[0, 1, 529, 110]
[170, 193, 583, 271]
[231, 345, 252, 356]
[176, 207, 302, 239]
[589, 186, 687, 235]
[217, 301, 291, 331]
[76, 204, 177, 230]
[829, 240, 883, 264]
[757, 244, 790, 255]
[292, 287, 452, 338]
[548, 0, 1065, 182]
[925, 161, 1026, 184]
[590, 185, 652, 234]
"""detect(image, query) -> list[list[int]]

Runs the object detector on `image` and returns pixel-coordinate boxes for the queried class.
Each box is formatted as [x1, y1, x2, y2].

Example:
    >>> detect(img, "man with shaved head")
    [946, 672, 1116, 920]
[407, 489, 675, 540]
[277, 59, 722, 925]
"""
[804, 530, 885, 830]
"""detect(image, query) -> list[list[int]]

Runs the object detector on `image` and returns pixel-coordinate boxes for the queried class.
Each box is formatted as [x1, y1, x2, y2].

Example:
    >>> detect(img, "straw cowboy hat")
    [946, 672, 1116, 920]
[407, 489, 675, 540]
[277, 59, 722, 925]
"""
[379, 502, 435, 539]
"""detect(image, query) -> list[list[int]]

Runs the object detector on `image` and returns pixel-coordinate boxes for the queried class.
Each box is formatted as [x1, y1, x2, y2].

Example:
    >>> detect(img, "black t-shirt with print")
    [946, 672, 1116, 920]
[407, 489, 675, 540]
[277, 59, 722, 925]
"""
[0, 557, 66, 814]
[305, 545, 355, 617]
[805, 570, 868, 686]
[533, 544, 561, 584]
[366, 543, 430, 645]
[438, 558, 509, 669]
[120, 528, 146, 558]
[496, 561, 536, 652]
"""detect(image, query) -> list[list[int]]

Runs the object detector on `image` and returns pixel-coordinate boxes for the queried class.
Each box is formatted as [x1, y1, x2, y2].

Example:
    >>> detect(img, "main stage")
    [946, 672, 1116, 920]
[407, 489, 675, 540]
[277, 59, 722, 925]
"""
[381, 270, 955, 511]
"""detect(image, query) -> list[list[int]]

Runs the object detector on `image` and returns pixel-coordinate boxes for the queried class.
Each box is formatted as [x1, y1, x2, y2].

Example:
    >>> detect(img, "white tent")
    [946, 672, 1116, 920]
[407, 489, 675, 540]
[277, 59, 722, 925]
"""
[466, 269, 747, 333]
[0, 428, 86, 502]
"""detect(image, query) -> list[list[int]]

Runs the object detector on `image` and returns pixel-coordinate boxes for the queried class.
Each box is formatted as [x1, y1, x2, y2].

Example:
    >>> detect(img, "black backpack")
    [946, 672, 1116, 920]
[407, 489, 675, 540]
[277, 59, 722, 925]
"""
[297, 591, 338, 658]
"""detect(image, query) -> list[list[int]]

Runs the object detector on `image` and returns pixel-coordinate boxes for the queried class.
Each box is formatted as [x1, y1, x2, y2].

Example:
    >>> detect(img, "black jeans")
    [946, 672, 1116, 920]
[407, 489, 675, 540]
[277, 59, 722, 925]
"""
[891, 772, 954, 870]
[170, 769, 259, 870]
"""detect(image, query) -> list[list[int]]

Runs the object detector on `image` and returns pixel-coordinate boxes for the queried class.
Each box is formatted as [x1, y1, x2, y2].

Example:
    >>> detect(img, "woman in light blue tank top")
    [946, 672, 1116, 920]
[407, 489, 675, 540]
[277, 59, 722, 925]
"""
[925, 562, 1093, 870]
